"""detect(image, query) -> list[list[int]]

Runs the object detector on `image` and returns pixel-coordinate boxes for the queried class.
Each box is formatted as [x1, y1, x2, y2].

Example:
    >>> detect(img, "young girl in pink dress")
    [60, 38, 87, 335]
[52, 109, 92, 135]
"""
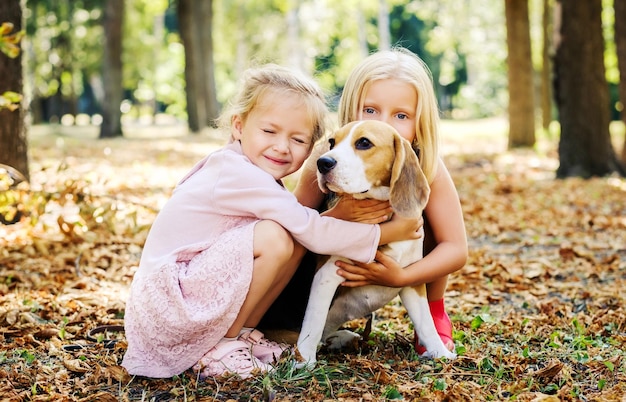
[121, 64, 422, 379]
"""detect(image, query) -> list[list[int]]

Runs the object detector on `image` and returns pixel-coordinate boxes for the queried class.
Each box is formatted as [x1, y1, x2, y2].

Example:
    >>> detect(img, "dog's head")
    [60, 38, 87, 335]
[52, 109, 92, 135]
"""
[317, 120, 430, 218]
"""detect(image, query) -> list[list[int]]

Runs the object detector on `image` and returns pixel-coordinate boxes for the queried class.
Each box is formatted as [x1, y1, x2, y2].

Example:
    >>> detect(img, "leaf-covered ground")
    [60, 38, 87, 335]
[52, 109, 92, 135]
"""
[1, 120, 625, 401]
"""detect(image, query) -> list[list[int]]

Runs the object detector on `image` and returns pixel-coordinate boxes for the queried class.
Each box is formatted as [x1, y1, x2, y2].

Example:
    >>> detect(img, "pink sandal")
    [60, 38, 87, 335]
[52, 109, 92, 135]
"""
[238, 329, 290, 364]
[415, 299, 455, 355]
[193, 340, 272, 379]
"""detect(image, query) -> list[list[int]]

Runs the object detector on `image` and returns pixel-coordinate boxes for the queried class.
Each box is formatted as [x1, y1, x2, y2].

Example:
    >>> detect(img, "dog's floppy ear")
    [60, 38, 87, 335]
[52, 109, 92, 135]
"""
[389, 134, 430, 218]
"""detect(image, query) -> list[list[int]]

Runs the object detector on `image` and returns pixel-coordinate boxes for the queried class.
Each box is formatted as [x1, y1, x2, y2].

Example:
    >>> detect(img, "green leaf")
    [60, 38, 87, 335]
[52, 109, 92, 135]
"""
[433, 378, 447, 391]
[0, 91, 22, 111]
[471, 315, 485, 330]
[2, 91, 21, 102]
[0, 22, 23, 58]
[383, 386, 403, 399]
[0, 22, 14, 35]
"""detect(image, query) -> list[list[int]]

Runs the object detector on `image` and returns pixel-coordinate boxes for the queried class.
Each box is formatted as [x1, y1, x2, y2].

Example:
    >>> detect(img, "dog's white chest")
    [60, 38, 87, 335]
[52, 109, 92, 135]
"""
[384, 227, 425, 266]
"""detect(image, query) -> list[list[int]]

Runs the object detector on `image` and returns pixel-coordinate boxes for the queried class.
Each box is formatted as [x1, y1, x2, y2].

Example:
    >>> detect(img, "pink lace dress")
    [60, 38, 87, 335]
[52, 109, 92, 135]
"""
[122, 141, 380, 378]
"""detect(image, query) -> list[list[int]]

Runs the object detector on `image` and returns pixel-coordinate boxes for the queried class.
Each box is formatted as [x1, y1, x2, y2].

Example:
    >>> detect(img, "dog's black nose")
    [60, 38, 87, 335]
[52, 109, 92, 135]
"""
[317, 156, 337, 174]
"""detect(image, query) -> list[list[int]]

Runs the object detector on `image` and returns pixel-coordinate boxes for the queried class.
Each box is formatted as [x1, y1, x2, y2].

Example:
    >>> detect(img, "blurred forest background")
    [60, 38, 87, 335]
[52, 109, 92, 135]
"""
[1, 0, 626, 182]
[1, 2, 626, 400]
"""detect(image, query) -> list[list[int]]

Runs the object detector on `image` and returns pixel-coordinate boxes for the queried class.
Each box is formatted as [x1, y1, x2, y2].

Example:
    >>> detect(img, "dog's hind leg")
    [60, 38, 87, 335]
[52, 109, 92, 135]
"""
[322, 286, 399, 349]
[399, 286, 457, 359]
[296, 258, 345, 366]
[321, 291, 367, 351]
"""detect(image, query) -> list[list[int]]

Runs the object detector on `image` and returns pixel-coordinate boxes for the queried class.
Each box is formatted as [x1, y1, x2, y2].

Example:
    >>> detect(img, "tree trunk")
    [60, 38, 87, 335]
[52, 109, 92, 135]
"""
[553, 1, 624, 177]
[615, 0, 626, 165]
[178, 0, 219, 132]
[178, 0, 205, 133]
[198, 0, 219, 127]
[505, 0, 536, 148]
[99, 0, 124, 138]
[541, 0, 553, 131]
[0, 0, 29, 180]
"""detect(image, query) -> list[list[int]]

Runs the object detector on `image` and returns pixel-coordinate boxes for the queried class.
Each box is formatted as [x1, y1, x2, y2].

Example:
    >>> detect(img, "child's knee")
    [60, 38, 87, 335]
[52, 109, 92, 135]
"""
[254, 220, 294, 259]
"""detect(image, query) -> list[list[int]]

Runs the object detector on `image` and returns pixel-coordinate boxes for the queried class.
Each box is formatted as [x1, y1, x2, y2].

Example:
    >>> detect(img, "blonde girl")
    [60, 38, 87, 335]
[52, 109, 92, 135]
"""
[265, 47, 467, 354]
[122, 64, 421, 379]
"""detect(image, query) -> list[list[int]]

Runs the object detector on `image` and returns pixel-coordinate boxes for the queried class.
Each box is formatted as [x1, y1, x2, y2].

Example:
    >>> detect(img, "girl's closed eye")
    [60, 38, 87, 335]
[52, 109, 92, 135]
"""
[292, 135, 309, 145]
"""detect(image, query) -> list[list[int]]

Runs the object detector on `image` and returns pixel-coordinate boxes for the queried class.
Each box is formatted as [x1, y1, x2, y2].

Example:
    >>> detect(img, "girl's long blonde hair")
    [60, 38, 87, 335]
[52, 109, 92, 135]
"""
[338, 47, 441, 183]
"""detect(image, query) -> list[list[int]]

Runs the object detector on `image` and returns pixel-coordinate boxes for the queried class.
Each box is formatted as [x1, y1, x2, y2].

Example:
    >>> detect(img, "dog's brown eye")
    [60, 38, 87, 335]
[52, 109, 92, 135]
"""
[355, 137, 373, 150]
[328, 138, 335, 150]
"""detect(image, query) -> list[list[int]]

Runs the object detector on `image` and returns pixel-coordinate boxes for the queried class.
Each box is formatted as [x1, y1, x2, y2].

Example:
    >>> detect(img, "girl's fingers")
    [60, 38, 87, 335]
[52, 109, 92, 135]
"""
[374, 250, 396, 265]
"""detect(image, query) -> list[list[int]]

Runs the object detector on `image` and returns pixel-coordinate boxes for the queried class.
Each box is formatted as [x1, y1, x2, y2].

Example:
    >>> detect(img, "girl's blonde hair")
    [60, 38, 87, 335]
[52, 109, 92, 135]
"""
[338, 47, 441, 183]
[218, 64, 328, 146]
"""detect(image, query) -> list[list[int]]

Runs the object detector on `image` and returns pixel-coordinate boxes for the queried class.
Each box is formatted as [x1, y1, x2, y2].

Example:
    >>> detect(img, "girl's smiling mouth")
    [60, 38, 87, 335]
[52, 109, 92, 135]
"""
[265, 155, 289, 165]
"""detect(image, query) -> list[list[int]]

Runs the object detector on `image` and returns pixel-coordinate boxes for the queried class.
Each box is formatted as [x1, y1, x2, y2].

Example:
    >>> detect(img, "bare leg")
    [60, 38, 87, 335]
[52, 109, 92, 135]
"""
[225, 220, 305, 337]
[422, 219, 449, 302]
[426, 275, 448, 302]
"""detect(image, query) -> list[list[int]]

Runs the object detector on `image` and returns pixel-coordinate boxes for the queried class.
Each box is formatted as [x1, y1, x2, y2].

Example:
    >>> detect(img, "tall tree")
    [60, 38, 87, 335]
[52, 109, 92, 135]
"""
[198, 0, 219, 128]
[99, 0, 124, 138]
[615, 0, 626, 165]
[541, 0, 553, 131]
[0, 0, 28, 180]
[178, 0, 203, 133]
[505, 0, 535, 148]
[178, 0, 219, 133]
[553, 1, 624, 177]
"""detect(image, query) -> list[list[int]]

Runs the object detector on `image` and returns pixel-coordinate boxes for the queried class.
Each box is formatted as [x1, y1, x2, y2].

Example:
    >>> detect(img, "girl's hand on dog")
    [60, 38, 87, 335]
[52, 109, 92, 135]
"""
[336, 250, 406, 288]
[379, 214, 423, 245]
[323, 195, 392, 224]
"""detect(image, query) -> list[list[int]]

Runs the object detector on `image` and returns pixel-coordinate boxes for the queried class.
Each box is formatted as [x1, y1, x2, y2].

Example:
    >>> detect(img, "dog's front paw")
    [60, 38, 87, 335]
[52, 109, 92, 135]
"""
[324, 329, 362, 350]
[421, 348, 457, 360]
[293, 359, 317, 370]
[293, 347, 316, 370]
[294, 341, 318, 369]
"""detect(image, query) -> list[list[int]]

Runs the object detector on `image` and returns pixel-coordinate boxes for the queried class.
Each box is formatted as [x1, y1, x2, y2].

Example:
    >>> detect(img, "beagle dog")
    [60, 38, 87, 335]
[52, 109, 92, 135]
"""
[296, 120, 457, 367]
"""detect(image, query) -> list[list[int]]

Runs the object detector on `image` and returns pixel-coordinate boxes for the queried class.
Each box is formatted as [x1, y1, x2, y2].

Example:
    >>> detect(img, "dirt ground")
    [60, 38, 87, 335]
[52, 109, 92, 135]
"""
[1, 120, 625, 401]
